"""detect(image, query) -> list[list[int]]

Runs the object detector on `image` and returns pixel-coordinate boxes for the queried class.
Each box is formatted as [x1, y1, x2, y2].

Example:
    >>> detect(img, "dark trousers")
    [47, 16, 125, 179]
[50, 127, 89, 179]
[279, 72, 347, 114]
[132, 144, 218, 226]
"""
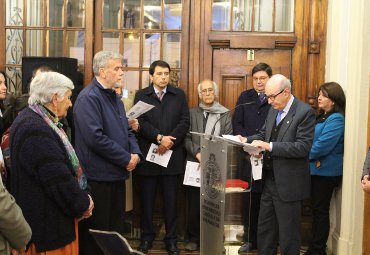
[309, 175, 341, 254]
[258, 177, 302, 255]
[242, 191, 261, 246]
[139, 175, 179, 244]
[186, 185, 200, 243]
[79, 180, 126, 255]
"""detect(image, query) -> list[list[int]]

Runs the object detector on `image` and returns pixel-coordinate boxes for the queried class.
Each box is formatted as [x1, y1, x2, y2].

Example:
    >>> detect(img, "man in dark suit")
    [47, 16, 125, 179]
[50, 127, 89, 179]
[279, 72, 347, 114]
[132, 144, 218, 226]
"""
[232, 63, 272, 252]
[240, 74, 316, 254]
[134, 60, 190, 255]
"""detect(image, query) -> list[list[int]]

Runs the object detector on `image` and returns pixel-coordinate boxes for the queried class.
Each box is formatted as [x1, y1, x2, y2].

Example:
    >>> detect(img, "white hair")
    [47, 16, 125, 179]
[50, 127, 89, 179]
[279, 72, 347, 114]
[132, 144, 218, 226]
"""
[28, 72, 74, 105]
[93, 51, 123, 76]
[197, 80, 219, 98]
[280, 78, 292, 90]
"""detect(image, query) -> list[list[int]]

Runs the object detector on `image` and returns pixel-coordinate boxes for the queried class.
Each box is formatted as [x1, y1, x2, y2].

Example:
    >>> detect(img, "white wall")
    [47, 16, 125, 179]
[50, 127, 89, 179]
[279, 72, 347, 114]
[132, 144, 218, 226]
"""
[325, 0, 370, 254]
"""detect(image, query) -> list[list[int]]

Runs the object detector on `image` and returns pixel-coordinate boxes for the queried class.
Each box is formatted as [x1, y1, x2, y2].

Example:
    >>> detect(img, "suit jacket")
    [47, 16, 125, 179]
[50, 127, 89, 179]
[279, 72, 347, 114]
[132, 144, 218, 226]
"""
[134, 85, 190, 176]
[362, 147, 370, 179]
[185, 106, 233, 162]
[247, 97, 316, 202]
[0, 177, 31, 255]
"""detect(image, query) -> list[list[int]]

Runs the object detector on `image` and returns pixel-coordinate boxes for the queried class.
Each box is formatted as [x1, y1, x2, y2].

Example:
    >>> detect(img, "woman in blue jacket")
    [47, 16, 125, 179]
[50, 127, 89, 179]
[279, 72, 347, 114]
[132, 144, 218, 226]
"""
[305, 82, 346, 255]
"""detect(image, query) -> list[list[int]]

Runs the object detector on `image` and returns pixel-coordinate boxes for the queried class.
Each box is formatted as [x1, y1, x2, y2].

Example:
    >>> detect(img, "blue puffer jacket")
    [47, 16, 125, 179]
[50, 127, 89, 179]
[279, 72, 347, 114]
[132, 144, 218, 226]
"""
[309, 112, 345, 176]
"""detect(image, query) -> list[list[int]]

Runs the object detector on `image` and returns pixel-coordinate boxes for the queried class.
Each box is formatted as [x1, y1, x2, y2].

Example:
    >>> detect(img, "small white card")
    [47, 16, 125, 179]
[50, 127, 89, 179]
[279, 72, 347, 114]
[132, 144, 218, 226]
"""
[183, 161, 201, 187]
[126, 100, 155, 120]
[145, 143, 172, 168]
[250, 155, 263, 180]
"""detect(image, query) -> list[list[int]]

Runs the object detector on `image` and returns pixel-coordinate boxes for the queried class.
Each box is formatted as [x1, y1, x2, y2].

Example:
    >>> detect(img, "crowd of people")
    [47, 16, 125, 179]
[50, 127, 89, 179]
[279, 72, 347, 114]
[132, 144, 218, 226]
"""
[0, 51, 368, 255]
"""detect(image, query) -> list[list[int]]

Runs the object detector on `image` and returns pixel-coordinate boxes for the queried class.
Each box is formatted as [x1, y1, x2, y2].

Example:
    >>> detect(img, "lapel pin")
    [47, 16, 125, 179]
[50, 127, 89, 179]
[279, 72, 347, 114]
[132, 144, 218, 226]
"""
[286, 121, 290, 124]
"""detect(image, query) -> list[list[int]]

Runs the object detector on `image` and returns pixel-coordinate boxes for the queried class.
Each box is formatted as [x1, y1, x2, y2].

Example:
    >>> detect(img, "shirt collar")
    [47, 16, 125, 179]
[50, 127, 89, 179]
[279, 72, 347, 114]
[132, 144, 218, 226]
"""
[282, 95, 294, 113]
[153, 86, 167, 95]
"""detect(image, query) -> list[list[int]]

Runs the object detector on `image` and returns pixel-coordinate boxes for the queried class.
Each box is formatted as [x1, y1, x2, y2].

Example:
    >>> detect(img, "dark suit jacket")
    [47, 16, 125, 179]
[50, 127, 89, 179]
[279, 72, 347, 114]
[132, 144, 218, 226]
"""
[185, 106, 233, 162]
[134, 85, 190, 176]
[247, 97, 316, 202]
[362, 147, 370, 179]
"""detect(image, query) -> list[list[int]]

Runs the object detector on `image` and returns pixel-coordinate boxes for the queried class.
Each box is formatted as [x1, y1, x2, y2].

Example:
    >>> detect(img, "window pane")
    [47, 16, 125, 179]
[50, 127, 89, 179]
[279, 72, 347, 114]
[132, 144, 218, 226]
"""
[141, 71, 150, 88]
[170, 70, 180, 87]
[103, 0, 121, 29]
[144, 0, 161, 29]
[164, 0, 182, 29]
[163, 33, 181, 68]
[68, 31, 85, 67]
[48, 30, 64, 56]
[212, 0, 230, 30]
[6, 0, 23, 26]
[103, 32, 120, 52]
[26, 30, 44, 56]
[233, 0, 252, 31]
[67, 0, 85, 27]
[254, 0, 273, 31]
[124, 71, 140, 91]
[5, 67, 22, 95]
[143, 33, 161, 68]
[275, 0, 294, 32]
[27, 0, 44, 26]
[48, 0, 64, 27]
[123, 33, 140, 68]
[122, 0, 140, 29]
[6, 29, 23, 65]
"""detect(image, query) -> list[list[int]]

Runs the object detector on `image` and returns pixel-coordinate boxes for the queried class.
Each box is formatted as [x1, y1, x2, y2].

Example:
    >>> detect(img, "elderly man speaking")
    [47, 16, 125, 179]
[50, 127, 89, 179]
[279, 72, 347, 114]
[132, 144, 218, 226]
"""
[184, 79, 233, 251]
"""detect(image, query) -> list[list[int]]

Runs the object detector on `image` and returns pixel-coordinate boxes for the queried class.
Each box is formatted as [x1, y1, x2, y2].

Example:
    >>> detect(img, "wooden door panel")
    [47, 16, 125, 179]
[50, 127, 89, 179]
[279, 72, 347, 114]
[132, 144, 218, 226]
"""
[213, 49, 292, 108]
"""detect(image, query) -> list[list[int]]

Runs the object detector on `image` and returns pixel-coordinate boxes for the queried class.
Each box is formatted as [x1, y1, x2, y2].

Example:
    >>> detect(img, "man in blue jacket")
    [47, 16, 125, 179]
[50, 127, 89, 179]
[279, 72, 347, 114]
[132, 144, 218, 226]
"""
[74, 51, 142, 255]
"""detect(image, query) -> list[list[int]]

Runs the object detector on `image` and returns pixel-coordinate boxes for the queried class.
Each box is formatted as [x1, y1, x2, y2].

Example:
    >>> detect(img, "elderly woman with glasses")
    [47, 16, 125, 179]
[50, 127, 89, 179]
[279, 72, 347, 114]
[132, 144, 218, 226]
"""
[10, 72, 94, 255]
[184, 79, 233, 252]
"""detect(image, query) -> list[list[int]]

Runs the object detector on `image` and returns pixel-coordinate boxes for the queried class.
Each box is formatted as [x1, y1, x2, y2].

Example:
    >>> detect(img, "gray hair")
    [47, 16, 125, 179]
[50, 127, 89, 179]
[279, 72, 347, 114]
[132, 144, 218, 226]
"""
[280, 78, 292, 91]
[93, 51, 123, 76]
[28, 72, 74, 105]
[197, 80, 219, 98]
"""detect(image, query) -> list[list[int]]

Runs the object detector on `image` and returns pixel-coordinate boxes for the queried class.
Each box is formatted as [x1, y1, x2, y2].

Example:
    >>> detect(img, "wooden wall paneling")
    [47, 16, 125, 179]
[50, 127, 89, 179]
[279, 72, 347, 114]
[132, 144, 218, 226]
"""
[84, 0, 94, 86]
[221, 74, 247, 111]
[94, 0, 103, 55]
[0, 0, 5, 71]
[179, 0, 190, 95]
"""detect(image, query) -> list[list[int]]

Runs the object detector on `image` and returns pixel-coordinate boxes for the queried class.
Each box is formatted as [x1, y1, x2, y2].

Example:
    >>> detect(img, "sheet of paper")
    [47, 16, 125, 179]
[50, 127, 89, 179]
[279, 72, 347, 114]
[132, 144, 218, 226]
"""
[126, 100, 155, 120]
[250, 155, 263, 180]
[222, 134, 242, 142]
[243, 144, 263, 155]
[145, 143, 172, 168]
[183, 161, 201, 187]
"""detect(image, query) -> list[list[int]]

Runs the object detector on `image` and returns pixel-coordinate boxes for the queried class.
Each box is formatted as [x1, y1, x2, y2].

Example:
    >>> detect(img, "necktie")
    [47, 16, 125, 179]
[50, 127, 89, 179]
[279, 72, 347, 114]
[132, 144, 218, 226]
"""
[258, 93, 265, 103]
[276, 110, 283, 125]
[157, 90, 164, 101]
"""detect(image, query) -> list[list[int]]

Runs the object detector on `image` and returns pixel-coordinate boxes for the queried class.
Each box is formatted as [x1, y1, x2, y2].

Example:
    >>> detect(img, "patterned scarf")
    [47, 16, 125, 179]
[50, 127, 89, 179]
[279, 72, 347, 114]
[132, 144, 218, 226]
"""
[29, 103, 87, 190]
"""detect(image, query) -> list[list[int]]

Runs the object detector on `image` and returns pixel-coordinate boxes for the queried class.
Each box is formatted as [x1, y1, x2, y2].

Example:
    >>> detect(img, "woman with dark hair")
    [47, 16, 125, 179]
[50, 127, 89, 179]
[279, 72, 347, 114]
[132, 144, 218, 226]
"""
[0, 72, 11, 136]
[305, 82, 346, 255]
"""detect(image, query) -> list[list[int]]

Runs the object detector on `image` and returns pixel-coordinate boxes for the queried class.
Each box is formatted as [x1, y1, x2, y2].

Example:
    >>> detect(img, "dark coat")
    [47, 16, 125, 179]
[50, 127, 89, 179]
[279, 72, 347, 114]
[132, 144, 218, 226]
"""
[134, 85, 190, 176]
[232, 89, 270, 192]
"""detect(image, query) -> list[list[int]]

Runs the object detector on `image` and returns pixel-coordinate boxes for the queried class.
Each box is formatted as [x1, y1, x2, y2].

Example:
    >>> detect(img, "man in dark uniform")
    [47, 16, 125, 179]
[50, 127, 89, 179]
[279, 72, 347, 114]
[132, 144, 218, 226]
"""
[232, 63, 272, 252]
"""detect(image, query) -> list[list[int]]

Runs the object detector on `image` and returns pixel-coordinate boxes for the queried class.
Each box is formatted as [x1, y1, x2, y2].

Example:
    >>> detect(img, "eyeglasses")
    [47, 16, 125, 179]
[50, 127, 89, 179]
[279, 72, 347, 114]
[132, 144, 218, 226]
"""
[201, 88, 214, 95]
[253, 76, 268, 82]
[266, 89, 285, 100]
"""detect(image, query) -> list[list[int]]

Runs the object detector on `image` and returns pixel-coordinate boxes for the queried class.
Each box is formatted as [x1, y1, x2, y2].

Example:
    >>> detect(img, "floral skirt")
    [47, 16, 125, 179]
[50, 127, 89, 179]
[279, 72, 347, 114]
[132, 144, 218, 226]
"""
[22, 220, 78, 255]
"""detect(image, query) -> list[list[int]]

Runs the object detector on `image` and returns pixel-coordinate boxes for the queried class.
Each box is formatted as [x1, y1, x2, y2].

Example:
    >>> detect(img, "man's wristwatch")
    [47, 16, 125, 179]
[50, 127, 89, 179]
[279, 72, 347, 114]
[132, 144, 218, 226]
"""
[157, 134, 163, 144]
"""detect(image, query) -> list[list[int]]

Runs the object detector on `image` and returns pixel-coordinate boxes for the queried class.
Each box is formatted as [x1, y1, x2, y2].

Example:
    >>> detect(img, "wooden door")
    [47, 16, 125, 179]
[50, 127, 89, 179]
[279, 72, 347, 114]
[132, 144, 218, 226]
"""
[213, 49, 291, 109]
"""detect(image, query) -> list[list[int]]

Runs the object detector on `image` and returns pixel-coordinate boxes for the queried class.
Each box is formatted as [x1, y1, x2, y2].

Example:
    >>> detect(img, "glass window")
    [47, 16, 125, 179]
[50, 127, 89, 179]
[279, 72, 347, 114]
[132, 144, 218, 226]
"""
[6, 0, 23, 26]
[164, 0, 182, 29]
[67, 0, 85, 28]
[123, 33, 140, 67]
[233, 0, 252, 31]
[26, 30, 44, 56]
[143, 33, 161, 68]
[163, 33, 181, 68]
[103, 32, 120, 52]
[144, 0, 161, 29]
[212, 0, 231, 30]
[48, 30, 64, 56]
[254, 0, 273, 31]
[124, 71, 140, 91]
[122, 0, 141, 29]
[141, 71, 151, 88]
[27, 0, 44, 26]
[48, 0, 64, 27]
[5, 67, 22, 94]
[275, 0, 294, 32]
[103, 0, 121, 29]
[6, 29, 23, 65]
[67, 31, 85, 66]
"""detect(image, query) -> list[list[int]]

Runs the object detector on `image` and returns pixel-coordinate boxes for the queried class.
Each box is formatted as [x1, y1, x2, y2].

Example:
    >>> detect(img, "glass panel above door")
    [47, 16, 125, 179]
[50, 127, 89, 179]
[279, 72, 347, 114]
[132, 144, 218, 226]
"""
[254, 0, 273, 31]
[122, 0, 141, 29]
[144, 0, 161, 29]
[275, 0, 294, 32]
[164, 0, 182, 29]
[233, 0, 252, 31]
[212, 0, 231, 30]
